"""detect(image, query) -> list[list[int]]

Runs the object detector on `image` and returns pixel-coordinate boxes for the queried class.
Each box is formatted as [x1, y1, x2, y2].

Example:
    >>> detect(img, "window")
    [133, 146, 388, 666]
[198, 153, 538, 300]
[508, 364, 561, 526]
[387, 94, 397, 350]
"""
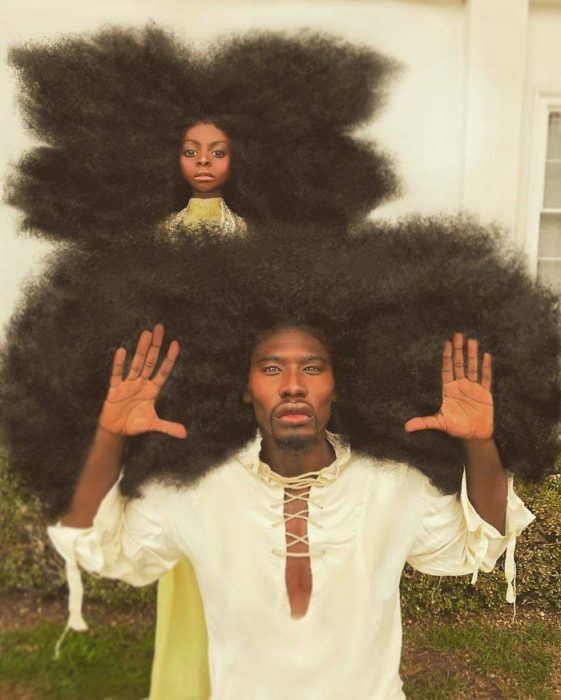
[537, 110, 561, 290]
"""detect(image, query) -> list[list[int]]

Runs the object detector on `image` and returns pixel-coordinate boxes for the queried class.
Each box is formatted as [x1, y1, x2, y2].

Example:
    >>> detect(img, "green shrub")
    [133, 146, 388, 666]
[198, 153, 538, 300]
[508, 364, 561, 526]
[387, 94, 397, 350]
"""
[0, 451, 155, 607]
[400, 476, 561, 617]
[1, 451, 559, 614]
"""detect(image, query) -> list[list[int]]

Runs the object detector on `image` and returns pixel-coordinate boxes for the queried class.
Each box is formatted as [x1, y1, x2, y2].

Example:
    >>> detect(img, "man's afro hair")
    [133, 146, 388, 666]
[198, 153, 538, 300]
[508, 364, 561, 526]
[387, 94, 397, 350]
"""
[1, 216, 559, 519]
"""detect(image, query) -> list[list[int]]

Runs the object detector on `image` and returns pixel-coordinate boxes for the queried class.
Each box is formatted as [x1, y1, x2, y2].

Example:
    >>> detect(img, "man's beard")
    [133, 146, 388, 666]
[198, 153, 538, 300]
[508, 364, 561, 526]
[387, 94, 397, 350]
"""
[269, 411, 322, 454]
[272, 433, 321, 454]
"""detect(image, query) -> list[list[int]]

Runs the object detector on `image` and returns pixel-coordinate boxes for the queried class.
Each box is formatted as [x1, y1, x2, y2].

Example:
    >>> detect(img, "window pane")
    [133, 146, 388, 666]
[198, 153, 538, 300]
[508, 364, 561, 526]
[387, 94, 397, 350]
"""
[538, 260, 561, 293]
[538, 213, 561, 257]
[546, 111, 561, 160]
[543, 162, 561, 208]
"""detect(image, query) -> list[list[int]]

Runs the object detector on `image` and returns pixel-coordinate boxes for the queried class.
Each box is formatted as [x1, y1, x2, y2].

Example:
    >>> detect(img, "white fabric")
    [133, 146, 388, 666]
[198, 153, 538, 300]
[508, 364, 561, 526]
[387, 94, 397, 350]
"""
[48, 434, 534, 700]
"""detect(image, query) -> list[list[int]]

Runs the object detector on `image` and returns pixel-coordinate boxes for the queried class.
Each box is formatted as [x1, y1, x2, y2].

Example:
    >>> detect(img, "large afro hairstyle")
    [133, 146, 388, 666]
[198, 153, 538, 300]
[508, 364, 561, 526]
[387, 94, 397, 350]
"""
[1, 216, 559, 519]
[5, 24, 399, 246]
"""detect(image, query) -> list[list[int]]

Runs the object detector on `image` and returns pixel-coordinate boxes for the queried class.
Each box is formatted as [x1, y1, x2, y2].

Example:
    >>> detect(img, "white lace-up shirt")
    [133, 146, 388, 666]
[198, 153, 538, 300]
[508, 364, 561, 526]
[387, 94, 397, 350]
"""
[48, 433, 534, 700]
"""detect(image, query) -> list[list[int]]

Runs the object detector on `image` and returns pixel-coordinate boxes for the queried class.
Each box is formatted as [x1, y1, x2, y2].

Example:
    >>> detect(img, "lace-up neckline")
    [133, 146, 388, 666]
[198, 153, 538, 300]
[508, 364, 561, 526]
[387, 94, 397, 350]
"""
[238, 432, 351, 562]
[271, 488, 325, 559]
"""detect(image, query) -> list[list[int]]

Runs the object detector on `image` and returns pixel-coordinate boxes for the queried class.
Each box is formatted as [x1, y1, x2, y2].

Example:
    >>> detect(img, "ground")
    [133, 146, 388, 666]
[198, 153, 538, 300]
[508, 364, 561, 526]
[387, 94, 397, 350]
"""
[0, 594, 559, 699]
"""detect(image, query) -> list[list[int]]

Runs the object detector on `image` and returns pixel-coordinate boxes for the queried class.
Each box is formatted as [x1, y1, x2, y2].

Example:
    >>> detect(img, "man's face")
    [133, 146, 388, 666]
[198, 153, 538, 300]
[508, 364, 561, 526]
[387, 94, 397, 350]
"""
[179, 122, 231, 196]
[244, 328, 335, 447]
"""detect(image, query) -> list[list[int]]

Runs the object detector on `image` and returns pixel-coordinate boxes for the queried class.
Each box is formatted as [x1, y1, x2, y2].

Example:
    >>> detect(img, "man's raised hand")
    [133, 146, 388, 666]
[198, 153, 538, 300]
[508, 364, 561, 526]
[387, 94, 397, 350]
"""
[404, 332, 493, 441]
[98, 324, 187, 439]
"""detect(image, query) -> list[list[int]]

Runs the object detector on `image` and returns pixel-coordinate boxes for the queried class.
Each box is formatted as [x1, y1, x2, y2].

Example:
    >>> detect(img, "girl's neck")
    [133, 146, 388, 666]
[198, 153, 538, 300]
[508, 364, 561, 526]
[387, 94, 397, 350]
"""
[190, 190, 223, 200]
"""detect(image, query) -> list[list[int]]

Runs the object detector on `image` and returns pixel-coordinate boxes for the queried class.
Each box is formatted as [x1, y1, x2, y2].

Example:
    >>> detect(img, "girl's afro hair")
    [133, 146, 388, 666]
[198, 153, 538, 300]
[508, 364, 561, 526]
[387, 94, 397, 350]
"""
[1, 216, 559, 518]
[5, 24, 399, 246]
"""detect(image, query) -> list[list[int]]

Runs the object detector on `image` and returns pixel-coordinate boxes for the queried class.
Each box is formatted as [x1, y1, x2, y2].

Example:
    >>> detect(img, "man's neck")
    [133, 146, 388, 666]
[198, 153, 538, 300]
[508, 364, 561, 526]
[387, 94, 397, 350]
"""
[258, 431, 336, 478]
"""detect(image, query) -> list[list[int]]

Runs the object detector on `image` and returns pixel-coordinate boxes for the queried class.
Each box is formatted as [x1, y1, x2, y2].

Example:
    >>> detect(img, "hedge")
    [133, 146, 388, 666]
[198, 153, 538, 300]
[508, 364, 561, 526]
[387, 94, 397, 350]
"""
[1, 452, 559, 617]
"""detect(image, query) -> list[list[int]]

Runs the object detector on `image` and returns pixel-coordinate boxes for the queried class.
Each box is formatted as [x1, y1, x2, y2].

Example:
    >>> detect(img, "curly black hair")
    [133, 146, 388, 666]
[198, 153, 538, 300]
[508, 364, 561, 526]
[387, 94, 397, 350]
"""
[1, 216, 559, 518]
[5, 24, 399, 246]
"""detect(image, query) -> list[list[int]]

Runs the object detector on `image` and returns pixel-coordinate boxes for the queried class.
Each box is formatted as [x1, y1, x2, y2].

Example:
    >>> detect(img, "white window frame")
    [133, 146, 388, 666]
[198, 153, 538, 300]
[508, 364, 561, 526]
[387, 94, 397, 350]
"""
[525, 93, 561, 276]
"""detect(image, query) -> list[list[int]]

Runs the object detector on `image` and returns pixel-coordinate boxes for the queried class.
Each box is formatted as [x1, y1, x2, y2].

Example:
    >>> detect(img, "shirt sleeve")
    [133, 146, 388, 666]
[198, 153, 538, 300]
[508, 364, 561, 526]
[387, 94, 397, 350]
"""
[406, 470, 535, 603]
[48, 478, 182, 584]
[47, 478, 182, 631]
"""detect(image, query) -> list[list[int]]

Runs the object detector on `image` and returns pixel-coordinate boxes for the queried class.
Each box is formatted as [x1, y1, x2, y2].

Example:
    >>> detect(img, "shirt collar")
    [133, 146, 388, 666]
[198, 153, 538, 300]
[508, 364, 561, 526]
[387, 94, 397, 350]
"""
[236, 431, 352, 488]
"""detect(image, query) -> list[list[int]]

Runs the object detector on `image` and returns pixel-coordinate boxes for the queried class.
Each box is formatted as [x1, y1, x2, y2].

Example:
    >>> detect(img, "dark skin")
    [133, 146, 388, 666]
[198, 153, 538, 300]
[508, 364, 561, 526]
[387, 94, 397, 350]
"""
[179, 122, 231, 199]
[404, 332, 507, 533]
[243, 328, 336, 477]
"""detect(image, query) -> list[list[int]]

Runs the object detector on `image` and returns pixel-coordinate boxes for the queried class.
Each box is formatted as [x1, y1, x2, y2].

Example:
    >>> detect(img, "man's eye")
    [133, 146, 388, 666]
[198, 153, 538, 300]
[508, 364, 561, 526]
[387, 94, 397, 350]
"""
[304, 366, 321, 374]
[263, 366, 281, 374]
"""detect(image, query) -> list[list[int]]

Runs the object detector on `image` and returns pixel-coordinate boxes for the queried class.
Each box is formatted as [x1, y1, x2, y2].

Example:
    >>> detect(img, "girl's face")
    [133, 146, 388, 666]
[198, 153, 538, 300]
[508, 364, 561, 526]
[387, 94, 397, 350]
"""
[180, 122, 231, 197]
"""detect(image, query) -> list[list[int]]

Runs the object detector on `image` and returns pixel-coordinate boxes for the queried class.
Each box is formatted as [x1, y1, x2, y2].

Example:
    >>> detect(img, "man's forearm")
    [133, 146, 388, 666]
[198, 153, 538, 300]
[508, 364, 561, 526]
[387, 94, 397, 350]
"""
[462, 438, 508, 535]
[60, 426, 124, 528]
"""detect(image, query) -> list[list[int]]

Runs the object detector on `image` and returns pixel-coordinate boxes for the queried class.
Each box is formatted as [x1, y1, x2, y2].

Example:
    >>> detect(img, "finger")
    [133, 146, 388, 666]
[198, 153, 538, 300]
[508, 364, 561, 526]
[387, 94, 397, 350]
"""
[141, 323, 164, 380]
[481, 352, 492, 391]
[152, 418, 188, 439]
[452, 332, 465, 380]
[152, 340, 180, 390]
[404, 414, 446, 433]
[110, 347, 127, 388]
[467, 338, 478, 382]
[441, 340, 453, 385]
[127, 329, 153, 381]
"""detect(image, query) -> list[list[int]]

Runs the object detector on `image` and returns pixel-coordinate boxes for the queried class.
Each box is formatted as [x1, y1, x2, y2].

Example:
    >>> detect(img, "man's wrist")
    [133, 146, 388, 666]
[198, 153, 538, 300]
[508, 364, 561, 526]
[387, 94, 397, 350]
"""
[97, 421, 125, 441]
[460, 436, 496, 452]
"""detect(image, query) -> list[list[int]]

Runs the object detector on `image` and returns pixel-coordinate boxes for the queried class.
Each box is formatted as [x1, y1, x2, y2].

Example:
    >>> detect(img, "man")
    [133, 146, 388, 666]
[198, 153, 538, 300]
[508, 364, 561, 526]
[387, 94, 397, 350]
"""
[49, 322, 533, 699]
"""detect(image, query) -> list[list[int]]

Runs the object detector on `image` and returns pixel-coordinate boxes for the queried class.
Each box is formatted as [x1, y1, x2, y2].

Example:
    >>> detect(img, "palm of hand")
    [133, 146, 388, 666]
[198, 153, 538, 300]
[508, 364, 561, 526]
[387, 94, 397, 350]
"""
[98, 324, 187, 440]
[102, 378, 160, 435]
[404, 334, 494, 441]
[437, 377, 493, 440]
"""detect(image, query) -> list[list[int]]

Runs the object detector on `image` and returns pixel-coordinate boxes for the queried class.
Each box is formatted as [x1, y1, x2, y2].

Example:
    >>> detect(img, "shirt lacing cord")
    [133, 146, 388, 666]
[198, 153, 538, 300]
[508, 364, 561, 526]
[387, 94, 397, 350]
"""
[271, 491, 326, 559]
[471, 531, 518, 619]
[54, 557, 88, 660]
[264, 470, 329, 559]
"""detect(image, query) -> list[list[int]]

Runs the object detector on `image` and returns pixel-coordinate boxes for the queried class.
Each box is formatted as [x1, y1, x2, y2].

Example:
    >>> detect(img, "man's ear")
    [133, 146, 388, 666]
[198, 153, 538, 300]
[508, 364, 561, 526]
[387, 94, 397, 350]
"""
[243, 389, 251, 404]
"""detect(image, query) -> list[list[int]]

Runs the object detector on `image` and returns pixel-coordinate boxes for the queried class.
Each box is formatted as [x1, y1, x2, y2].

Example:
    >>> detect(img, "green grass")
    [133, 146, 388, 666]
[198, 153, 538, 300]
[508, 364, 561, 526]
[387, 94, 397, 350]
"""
[403, 669, 462, 699]
[0, 622, 154, 699]
[403, 618, 561, 699]
[1, 617, 559, 699]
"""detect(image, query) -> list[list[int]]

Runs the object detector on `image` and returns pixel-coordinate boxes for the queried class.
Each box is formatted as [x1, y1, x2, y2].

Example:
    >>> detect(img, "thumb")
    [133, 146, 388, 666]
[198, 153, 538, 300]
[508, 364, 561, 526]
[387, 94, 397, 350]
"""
[152, 418, 188, 440]
[404, 415, 445, 433]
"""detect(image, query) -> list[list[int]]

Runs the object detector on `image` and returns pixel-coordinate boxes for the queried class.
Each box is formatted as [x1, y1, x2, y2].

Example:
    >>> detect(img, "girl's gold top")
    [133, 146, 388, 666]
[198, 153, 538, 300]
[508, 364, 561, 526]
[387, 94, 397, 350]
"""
[165, 196, 247, 237]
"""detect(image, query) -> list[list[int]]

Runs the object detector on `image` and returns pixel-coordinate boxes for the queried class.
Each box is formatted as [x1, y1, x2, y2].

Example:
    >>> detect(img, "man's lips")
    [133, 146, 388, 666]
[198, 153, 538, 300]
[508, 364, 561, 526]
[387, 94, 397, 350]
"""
[274, 404, 313, 425]
[277, 414, 311, 425]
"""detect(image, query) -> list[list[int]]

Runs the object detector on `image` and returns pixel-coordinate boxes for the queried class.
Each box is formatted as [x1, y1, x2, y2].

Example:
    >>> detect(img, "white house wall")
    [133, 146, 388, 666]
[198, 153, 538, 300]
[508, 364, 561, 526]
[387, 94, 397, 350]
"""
[462, 0, 528, 233]
[2, 0, 561, 326]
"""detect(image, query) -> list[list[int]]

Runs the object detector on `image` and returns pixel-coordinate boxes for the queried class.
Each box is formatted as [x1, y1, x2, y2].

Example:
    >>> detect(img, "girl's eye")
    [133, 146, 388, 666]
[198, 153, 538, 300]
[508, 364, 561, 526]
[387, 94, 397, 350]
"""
[213, 150, 226, 158]
[183, 149, 197, 157]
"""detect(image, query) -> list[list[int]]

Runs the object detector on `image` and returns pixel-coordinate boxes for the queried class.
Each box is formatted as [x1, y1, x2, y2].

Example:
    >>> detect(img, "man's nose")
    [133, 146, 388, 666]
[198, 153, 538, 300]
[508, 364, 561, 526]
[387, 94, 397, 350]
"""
[279, 370, 307, 397]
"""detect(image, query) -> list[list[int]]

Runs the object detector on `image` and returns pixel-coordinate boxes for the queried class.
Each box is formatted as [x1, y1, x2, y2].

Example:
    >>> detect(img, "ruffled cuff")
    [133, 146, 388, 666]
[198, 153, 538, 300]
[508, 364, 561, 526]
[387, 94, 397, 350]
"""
[460, 470, 535, 603]
[47, 479, 125, 634]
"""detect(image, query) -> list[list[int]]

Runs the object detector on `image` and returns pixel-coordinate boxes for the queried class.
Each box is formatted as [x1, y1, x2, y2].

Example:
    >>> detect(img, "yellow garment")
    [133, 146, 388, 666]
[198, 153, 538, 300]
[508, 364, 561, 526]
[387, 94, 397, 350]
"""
[149, 558, 210, 700]
[164, 196, 247, 237]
